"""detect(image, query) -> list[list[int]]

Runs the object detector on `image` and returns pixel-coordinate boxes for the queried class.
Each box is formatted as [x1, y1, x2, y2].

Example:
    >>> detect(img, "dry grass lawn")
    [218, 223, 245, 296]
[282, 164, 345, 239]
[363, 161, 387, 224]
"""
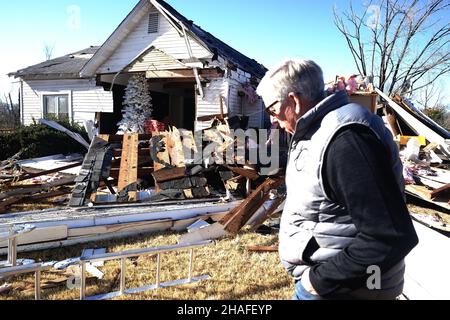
[0, 229, 293, 301]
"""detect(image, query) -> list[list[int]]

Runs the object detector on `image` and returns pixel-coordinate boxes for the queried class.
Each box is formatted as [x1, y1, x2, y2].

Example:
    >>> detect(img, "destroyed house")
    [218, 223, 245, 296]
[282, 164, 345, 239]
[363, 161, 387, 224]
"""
[9, 0, 268, 133]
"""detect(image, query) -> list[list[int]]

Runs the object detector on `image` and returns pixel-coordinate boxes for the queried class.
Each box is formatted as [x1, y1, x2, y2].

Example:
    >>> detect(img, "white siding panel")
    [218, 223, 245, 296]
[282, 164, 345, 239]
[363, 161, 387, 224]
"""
[22, 79, 113, 126]
[98, 9, 211, 74]
[195, 79, 228, 131]
[126, 48, 186, 72]
[227, 74, 263, 129]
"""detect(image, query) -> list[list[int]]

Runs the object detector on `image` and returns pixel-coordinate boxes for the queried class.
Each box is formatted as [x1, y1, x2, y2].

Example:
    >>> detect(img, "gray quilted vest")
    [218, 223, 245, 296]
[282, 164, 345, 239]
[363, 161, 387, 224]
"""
[279, 91, 406, 299]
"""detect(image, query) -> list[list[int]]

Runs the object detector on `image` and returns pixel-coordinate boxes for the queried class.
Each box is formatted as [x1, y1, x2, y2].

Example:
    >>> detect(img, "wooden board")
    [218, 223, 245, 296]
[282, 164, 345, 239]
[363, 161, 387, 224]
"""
[0, 225, 68, 248]
[406, 185, 450, 211]
[152, 132, 171, 172]
[117, 134, 139, 202]
[220, 177, 284, 234]
[152, 167, 186, 183]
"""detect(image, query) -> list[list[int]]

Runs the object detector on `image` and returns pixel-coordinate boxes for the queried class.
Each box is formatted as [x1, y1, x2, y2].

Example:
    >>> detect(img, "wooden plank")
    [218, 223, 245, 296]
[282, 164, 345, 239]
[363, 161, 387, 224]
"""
[151, 167, 186, 183]
[151, 132, 171, 171]
[406, 185, 450, 210]
[117, 134, 139, 202]
[146, 69, 195, 79]
[227, 166, 260, 181]
[431, 183, 450, 200]
[247, 246, 278, 253]
[220, 177, 284, 234]
[0, 226, 68, 248]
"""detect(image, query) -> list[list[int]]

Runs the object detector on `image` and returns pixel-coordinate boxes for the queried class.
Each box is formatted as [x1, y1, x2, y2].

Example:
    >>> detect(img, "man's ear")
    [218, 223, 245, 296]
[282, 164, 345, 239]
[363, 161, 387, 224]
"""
[288, 92, 302, 115]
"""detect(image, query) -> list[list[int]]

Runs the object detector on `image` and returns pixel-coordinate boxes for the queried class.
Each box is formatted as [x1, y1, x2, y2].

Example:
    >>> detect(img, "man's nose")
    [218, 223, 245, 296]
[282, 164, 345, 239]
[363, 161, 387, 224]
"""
[270, 116, 279, 124]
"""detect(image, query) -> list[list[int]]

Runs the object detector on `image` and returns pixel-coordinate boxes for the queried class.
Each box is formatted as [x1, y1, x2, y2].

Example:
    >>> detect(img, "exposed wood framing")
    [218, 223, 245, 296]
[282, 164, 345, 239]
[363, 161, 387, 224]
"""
[117, 134, 139, 202]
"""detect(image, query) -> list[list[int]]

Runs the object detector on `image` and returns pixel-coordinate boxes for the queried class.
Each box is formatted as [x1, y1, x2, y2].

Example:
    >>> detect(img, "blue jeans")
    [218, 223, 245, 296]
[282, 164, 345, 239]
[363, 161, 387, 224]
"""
[292, 280, 324, 301]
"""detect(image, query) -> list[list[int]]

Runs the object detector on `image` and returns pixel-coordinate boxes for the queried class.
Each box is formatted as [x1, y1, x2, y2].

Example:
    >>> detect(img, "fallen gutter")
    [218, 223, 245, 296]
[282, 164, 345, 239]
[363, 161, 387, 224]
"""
[376, 88, 450, 157]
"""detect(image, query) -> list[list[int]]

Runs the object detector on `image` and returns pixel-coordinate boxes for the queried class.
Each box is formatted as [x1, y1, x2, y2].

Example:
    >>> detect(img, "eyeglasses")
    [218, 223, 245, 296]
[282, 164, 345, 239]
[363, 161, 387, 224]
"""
[265, 100, 280, 117]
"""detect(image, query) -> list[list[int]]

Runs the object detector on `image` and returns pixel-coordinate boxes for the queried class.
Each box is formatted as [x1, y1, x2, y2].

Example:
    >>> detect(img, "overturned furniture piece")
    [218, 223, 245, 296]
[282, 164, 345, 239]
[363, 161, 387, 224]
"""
[0, 262, 54, 300]
[78, 240, 213, 300]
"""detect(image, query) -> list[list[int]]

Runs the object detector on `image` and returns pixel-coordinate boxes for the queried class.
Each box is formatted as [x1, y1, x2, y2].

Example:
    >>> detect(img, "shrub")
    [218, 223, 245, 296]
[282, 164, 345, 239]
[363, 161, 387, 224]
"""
[0, 119, 89, 160]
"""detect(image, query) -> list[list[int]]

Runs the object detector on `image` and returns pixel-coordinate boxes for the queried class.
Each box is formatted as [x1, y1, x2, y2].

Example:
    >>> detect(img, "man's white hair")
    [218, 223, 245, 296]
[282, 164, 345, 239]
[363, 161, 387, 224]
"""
[257, 59, 325, 107]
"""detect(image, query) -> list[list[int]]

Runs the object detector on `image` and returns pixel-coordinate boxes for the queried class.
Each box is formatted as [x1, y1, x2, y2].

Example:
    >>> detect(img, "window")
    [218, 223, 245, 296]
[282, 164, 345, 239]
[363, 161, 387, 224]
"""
[43, 94, 69, 120]
[148, 12, 159, 34]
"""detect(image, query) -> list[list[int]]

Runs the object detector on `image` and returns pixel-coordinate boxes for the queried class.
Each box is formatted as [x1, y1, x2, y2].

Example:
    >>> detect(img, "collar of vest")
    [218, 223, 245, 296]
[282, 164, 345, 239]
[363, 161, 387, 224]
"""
[292, 91, 350, 142]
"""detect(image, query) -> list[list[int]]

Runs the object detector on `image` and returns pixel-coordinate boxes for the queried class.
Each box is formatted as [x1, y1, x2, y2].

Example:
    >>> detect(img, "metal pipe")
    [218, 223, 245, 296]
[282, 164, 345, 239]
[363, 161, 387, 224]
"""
[80, 262, 86, 300]
[35, 270, 41, 300]
[80, 241, 212, 264]
[156, 253, 161, 288]
[120, 258, 126, 294]
[188, 249, 194, 282]
[10, 238, 17, 266]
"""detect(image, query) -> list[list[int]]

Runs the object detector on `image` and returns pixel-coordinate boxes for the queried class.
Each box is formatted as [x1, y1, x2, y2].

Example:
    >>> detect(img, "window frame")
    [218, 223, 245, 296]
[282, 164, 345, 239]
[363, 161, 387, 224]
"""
[40, 91, 72, 121]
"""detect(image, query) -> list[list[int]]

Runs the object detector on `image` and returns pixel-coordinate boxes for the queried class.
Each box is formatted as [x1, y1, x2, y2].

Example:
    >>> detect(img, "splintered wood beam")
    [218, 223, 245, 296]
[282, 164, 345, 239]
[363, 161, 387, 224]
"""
[151, 167, 186, 183]
[152, 132, 171, 172]
[431, 184, 450, 200]
[117, 134, 139, 202]
[146, 69, 195, 79]
[226, 166, 260, 181]
[247, 246, 278, 253]
[220, 177, 284, 234]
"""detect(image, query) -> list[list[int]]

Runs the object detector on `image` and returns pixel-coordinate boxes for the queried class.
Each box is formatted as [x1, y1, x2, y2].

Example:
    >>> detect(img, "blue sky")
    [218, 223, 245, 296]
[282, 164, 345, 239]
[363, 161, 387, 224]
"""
[0, 0, 447, 104]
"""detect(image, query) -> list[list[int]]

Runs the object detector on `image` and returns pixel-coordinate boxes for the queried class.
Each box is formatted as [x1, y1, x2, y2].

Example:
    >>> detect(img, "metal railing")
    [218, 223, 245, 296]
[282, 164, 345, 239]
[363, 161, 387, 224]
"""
[0, 225, 36, 267]
[79, 240, 213, 300]
[0, 263, 54, 300]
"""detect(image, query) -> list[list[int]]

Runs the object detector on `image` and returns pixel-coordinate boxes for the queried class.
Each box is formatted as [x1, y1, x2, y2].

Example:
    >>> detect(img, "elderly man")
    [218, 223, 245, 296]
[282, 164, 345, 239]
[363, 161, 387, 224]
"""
[257, 59, 418, 300]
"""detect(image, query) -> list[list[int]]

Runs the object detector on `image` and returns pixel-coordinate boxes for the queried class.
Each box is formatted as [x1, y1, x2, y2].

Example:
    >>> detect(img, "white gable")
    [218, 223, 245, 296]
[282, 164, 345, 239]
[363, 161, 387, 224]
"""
[98, 9, 212, 74]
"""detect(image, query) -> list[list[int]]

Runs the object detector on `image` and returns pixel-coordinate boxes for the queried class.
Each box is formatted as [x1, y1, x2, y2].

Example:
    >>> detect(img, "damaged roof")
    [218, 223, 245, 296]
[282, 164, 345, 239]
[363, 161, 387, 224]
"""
[155, 0, 267, 78]
[9, 46, 99, 80]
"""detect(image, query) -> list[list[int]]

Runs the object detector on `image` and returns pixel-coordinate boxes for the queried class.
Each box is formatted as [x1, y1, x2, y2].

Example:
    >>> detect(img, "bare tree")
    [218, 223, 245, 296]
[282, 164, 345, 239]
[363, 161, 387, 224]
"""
[43, 42, 55, 61]
[334, 0, 450, 96]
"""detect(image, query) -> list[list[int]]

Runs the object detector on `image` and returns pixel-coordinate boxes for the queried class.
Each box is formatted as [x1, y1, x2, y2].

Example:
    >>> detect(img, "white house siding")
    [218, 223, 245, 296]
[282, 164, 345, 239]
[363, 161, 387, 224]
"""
[126, 48, 186, 72]
[98, 7, 211, 75]
[228, 69, 263, 129]
[22, 79, 113, 126]
[195, 79, 229, 131]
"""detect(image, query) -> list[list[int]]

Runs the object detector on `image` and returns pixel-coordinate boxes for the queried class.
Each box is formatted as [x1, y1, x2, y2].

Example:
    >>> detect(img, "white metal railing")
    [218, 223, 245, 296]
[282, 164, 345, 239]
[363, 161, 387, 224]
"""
[0, 224, 36, 267]
[79, 240, 213, 300]
[0, 262, 54, 300]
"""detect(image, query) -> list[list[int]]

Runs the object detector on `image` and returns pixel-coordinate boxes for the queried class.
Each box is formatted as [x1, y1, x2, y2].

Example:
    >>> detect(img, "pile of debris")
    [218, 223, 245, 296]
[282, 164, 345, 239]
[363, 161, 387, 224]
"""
[0, 154, 83, 214]
[377, 90, 450, 232]
[69, 120, 273, 207]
